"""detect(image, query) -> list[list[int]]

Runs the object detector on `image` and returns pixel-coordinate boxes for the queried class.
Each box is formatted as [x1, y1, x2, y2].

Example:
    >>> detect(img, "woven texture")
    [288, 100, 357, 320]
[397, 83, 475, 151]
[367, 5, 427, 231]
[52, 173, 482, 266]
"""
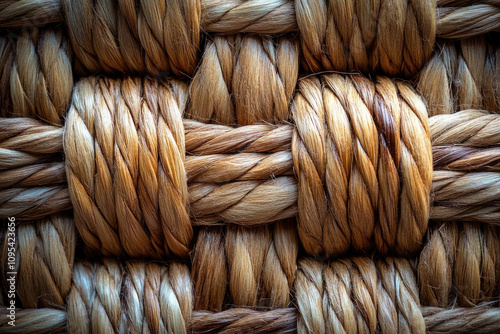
[0, 0, 500, 333]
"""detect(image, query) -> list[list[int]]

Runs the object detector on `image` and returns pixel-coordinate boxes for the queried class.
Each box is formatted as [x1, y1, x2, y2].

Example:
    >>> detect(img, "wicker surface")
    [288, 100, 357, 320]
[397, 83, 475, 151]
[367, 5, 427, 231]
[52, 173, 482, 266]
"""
[0, 0, 499, 333]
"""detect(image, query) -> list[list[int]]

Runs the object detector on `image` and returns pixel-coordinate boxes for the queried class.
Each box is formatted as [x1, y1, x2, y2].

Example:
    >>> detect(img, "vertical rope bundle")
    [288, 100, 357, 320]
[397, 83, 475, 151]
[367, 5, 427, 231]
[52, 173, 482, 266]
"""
[223, 222, 297, 309]
[292, 74, 433, 258]
[418, 222, 500, 307]
[68, 260, 192, 333]
[294, 0, 436, 77]
[0, 27, 72, 124]
[0, 214, 75, 309]
[64, 76, 192, 259]
[417, 34, 500, 116]
[295, 257, 425, 333]
[188, 34, 299, 125]
[63, 0, 201, 76]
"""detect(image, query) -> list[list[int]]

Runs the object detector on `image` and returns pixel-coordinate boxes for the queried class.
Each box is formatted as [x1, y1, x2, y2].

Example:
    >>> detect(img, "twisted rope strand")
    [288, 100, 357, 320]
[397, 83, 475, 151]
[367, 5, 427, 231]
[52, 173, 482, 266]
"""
[419, 222, 500, 307]
[0, 27, 73, 124]
[437, 1, 500, 38]
[417, 34, 500, 116]
[0, 214, 75, 309]
[188, 34, 299, 125]
[188, 32, 300, 315]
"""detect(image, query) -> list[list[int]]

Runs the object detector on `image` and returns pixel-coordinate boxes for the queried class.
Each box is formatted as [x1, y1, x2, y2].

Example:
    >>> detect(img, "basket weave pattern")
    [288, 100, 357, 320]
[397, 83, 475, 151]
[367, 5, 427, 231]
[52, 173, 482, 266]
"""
[0, 0, 499, 333]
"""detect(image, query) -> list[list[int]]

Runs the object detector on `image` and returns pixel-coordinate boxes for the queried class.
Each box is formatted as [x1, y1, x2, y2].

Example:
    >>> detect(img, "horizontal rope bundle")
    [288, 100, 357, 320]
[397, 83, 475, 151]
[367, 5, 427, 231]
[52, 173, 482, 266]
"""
[437, 0, 500, 39]
[1, 218, 498, 331]
[2, 0, 497, 37]
[2, 216, 498, 321]
[1, 256, 499, 334]
[0, 215, 297, 314]
[0, 0, 63, 27]
[2, 75, 500, 260]
[2, 0, 497, 77]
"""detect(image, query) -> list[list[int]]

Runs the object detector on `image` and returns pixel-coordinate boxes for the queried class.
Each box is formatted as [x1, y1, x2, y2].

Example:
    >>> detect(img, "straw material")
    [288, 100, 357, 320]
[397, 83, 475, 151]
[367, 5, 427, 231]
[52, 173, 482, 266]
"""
[0, 0, 499, 333]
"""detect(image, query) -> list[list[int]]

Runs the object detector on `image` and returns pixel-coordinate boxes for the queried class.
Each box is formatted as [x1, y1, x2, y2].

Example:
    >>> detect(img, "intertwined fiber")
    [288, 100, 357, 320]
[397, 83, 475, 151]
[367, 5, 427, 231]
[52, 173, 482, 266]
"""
[292, 75, 432, 258]
[64, 0, 201, 76]
[1, 0, 500, 333]
[0, 26, 72, 124]
[2, 105, 500, 256]
[3, 0, 499, 78]
[0, 214, 74, 308]
[188, 34, 299, 125]
[1, 250, 499, 333]
[296, 257, 424, 333]
[295, 0, 436, 77]
[64, 76, 192, 259]
[417, 34, 500, 116]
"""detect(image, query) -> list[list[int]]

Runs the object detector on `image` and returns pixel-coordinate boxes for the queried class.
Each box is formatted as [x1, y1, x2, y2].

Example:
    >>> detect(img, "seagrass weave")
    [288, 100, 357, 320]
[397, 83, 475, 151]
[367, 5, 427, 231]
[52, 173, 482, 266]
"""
[0, 0, 499, 333]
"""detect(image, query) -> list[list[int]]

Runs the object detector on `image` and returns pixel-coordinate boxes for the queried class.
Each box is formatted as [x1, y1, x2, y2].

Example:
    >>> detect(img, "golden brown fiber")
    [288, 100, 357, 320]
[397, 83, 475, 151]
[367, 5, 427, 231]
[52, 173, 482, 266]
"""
[418, 222, 500, 307]
[202, 222, 297, 309]
[4, 0, 499, 41]
[189, 33, 299, 313]
[430, 110, 500, 223]
[64, 76, 192, 259]
[292, 74, 433, 258]
[295, 257, 425, 333]
[3, 304, 500, 334]
[417, 35, 500, 115]
[437, 1, 500, 38]
[0, 115, 298, 224]
[201, 0, 297, 33]
[4, 109, 500, 258]
[2, 111, 500, 225]
[0, 27, 72, 124]
[0, 0, 63, 27]
[188, 34, 299, 125]
[67, 260, 192, 333]
[295, 0, 436, 77]
[63, 0, 201, 76]
[5, 105, 500, 263]
[0, 118, 70, 218]
[1, 1, 500, 333]
[0, 214, 75, 308]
